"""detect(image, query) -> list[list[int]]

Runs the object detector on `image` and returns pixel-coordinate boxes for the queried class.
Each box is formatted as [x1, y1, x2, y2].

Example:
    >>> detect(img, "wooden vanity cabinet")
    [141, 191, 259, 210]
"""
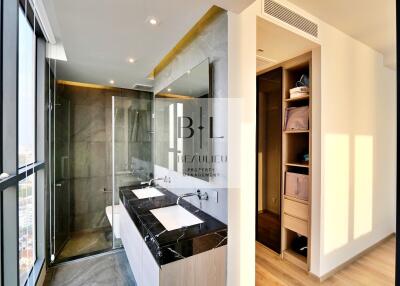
[120, 200, 227, 286]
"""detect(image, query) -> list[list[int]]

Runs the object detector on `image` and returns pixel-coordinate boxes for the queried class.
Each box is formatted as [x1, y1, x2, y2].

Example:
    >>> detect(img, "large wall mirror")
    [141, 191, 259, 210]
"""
[155, 59, 212, 182]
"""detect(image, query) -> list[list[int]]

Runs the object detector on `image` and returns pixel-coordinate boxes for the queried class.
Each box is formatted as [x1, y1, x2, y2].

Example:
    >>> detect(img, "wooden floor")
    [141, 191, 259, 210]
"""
[256, 235, 395, 286]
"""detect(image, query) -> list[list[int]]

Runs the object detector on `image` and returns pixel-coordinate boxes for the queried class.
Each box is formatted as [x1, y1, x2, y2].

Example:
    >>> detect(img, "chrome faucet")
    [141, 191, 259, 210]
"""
[176, 189, 208, 205]
[141, 177, 164, 187]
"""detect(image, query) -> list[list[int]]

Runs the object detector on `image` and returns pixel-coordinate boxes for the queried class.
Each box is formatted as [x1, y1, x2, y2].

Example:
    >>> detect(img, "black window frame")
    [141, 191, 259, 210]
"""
[1, 0, 47, 285]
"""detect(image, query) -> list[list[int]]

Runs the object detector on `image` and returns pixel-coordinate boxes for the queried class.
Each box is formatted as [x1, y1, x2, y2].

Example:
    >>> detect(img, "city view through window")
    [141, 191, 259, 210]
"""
[18, 7, 36, 285]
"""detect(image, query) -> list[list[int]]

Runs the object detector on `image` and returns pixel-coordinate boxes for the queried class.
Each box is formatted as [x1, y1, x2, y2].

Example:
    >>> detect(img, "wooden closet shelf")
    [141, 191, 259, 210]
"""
[283, 130, 309, 134]
[285, 162, 309, 168]
[284, 95, 309, 102]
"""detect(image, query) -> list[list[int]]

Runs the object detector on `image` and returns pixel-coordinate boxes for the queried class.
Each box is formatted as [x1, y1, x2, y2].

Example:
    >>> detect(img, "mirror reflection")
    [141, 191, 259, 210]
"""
[155, 59, 211, 181]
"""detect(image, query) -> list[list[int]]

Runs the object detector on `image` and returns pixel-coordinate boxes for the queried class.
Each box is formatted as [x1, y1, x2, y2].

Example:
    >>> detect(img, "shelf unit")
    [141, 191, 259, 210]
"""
[283, 249, 308, 270]
[283, 130, 309, 134]
[283, 195, 309, 205]
[284, 95, 309, 102]
[281, 53, 312, 271]
[284, 162, 309, 168]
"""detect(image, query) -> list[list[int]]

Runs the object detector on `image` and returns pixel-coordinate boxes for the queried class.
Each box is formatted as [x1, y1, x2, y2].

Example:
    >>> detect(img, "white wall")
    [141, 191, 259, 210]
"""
[238, 0, 397, 278]
[227, 3, 257, 286]
[317, 11, 396, 276]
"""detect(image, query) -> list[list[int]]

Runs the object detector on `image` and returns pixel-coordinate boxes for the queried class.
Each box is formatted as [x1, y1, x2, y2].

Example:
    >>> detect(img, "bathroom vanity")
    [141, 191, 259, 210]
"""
[119, 185, 227, 286]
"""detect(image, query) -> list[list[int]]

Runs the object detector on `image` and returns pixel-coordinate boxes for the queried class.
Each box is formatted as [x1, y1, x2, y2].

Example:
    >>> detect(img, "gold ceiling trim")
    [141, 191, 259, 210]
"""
[149, 5, 225, 79]
[156, 93, 194, 100]
[57, 80, 120, 90]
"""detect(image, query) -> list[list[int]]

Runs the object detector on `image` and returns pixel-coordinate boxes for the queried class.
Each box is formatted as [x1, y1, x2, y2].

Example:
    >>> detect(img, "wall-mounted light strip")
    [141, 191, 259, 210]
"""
[149, 5, 225, 78]
[56, 80, 122, 90]
[156, 93, 195, 100]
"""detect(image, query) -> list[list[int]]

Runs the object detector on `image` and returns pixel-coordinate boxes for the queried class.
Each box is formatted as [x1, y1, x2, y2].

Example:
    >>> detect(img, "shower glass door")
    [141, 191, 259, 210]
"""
[47, 57, 154, 263]
[48, 59, 114, 263]
[53, 91, 71, 258]
[48, 59, 72, 262]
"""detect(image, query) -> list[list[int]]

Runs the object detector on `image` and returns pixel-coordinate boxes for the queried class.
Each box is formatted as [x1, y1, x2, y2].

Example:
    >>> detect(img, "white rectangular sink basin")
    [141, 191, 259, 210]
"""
[132, 187, 165, 199]
[150, 205, 203, 231]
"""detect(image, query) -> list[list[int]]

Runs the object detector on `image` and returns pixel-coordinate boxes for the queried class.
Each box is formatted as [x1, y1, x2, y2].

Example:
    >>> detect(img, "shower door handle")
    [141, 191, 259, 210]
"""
[56, 183, 62, 187]
[102, 188, 112, 193]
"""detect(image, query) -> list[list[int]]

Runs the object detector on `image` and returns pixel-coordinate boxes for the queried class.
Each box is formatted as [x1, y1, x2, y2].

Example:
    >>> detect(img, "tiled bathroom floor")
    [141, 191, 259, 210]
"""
[56, 229, 112, 261]
[45, 250, 136, 286]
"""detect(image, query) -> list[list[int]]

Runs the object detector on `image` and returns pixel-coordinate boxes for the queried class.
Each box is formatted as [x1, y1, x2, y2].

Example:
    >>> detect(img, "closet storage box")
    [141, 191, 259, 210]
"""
[285, 106, 309, 130]
[285, 172, 309, 201]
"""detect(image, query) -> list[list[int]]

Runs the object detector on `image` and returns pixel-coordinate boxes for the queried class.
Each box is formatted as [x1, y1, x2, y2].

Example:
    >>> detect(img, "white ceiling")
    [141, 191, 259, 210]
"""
[257, 17, 318, 72]
[287, 0, 396, 69]
[43, 0, 395, 89]
[43, 0, 254, 89]
[212, 0, 254, 13]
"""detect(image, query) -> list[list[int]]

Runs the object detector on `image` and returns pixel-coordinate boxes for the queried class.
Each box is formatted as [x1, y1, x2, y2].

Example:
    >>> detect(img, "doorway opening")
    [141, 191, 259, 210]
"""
[255, 16, 319, 271]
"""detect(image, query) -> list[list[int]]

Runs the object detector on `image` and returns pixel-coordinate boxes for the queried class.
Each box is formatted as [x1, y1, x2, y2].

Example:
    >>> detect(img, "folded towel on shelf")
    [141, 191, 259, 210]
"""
[290, 92, 309, 99]
[289, 86, 309, 94]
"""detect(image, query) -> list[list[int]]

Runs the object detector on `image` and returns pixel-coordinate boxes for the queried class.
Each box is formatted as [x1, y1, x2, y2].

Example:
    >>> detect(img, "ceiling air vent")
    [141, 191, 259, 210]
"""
[133, 84, 153, 92]
[263, 0, 318, 38]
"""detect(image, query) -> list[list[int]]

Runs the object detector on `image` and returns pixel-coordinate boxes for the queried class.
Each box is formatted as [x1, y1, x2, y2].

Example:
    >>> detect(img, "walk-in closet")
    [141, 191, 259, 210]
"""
[257, 52, 313, 270]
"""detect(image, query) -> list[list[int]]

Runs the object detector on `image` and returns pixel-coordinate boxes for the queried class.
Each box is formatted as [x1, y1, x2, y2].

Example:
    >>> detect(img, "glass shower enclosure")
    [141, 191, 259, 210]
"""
[47, 58, 153, 264]
[112, 94, 154, 248]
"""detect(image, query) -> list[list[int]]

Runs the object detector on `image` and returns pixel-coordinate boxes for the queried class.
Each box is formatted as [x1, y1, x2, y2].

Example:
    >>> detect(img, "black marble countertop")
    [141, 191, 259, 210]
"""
[119, 184, 227, 266]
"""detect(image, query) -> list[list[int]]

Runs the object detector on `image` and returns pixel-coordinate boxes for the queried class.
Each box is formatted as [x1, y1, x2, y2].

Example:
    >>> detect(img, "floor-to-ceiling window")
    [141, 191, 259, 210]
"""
[18, 7, 36, 167]
[1, 0, 47, 285]
[18, 7, 37, 284]
[18, 174, 36, 284]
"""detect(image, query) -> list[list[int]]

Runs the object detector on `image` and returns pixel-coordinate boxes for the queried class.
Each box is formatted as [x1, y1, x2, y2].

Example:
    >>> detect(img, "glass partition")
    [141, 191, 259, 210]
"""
[47, 58, 154, 263]
[112, 93, 153, 247]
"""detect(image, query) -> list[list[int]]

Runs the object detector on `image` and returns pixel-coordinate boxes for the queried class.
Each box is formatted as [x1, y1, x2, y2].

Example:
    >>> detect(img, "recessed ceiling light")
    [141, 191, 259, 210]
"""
[128, 58, 135, 63]
[167, 88, 172, 92]
[187, 70, 191, 74]
[109, 80, 115, 85]
[148, 17, 159, 26]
